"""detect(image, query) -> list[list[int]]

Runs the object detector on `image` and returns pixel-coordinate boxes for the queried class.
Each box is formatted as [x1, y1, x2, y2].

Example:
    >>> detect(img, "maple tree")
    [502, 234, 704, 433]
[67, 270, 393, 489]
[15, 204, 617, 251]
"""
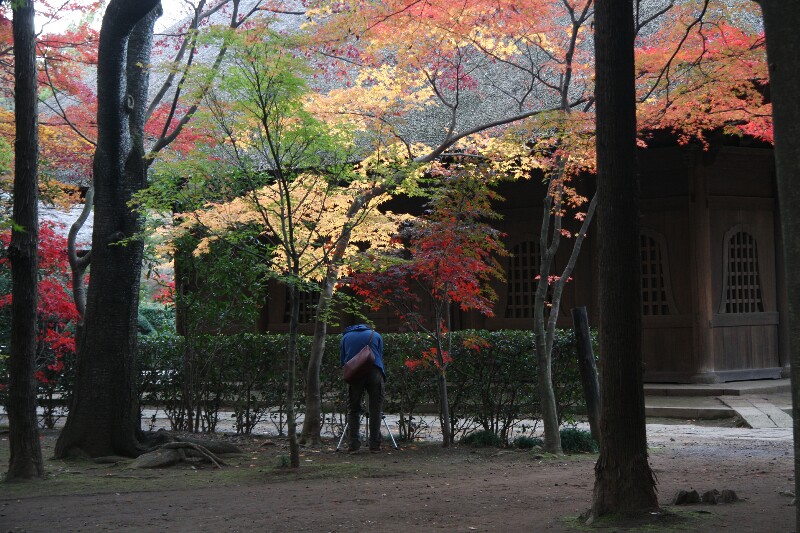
[301, 0, 772, 454]
[301, 0, 595, 451]
[145, 32, 408, 463]
[138, 14, 431, 445]
[0, 222, 80, 419]
[0, 0, 769, 463]
[347, 165, 506, 446]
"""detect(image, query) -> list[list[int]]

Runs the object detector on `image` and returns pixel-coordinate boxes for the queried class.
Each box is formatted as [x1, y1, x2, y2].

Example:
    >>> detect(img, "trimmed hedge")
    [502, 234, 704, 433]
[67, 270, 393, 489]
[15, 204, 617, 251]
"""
[137, 328, 591, 443]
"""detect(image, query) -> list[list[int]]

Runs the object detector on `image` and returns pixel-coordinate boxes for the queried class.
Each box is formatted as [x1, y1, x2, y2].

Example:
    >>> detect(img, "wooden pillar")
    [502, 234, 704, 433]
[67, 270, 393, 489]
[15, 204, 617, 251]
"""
[774, 188, 791, 376]
[687, 148, 718, 383]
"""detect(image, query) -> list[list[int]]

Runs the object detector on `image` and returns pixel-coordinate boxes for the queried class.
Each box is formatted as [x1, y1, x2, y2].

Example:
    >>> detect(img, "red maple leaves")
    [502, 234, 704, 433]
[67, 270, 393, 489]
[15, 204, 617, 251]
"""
[1, 222, 80, 386]
[347, 163, 506, 368]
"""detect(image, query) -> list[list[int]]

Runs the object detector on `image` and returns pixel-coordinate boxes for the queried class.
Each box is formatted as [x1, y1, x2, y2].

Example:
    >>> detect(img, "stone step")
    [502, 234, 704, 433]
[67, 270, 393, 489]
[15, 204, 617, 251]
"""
[644, 378, 791, 397]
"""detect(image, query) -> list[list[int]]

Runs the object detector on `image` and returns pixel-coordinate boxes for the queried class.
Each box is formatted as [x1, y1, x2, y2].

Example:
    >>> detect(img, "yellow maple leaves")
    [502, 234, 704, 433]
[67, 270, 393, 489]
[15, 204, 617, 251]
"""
[181, 171, 409, 283]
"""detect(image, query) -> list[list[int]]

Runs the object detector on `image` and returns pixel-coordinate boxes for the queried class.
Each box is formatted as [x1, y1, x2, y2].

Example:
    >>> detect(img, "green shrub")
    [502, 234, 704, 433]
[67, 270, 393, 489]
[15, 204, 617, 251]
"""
[138, 304, 175, 334]
[559, 427, 598, 453]
[137, 328, 593, 438]
[513, 435, 543, 449]
[460, 429, 502, 447]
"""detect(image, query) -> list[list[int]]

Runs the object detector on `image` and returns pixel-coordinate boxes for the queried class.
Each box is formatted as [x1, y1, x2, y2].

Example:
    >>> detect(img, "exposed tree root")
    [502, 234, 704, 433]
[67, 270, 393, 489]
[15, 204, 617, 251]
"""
[130, 432, 242, 469]
[156, 442, 227, 467]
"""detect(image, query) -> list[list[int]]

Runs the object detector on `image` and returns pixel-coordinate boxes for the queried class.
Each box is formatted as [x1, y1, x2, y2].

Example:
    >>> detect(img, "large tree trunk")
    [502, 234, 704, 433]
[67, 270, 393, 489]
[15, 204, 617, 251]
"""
[6, 0, 44, 481]
[589, 0, 658, 518]
[757, 1, 800, 527]
[55, 0, 162, 459]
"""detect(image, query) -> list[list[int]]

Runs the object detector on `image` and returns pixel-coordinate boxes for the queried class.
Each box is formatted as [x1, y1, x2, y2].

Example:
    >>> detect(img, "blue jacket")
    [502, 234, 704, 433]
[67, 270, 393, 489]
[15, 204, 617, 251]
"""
[340, 324, 385, 380]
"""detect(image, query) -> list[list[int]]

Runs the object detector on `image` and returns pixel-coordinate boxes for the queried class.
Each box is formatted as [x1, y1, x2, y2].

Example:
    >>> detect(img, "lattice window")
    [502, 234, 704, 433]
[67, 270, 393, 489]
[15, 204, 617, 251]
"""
[505, 241, 540, 319]
[720, 227, 764, 313]
[640, 229, 678, 316]
[284, 289, 320, 323]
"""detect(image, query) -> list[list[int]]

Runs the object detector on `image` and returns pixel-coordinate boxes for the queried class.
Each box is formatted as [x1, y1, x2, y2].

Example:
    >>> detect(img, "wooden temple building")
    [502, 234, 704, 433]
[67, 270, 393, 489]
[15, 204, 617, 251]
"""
[258, 140, 787, 384]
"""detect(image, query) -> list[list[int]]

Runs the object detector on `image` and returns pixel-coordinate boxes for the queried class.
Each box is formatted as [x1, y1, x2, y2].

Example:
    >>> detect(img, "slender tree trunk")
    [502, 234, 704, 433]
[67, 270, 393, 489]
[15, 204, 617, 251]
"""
[534, 173, 597, 455]
[300, 197, 374, 444]
[533, 176, 563, 454]
[757, 1, 800, 527]
[435, 305, 452, 446]
[534, 311, 561, 453]
[528, 2, 591, 454]
[590, 0, 658, 519]
[299, 268, 336, 445]
[572, 306, 601, 444]
[6, 0, 44, 481]
[436, 367, 451, 446]
[67, 187, 93, 323]
[55, 0, 162, 459]
[285, 283, 301, 467]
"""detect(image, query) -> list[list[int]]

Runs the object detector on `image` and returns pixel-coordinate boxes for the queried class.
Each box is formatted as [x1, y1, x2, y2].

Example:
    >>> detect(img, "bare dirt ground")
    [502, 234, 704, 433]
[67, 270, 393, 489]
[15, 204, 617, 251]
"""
[0, 420, 794, 533]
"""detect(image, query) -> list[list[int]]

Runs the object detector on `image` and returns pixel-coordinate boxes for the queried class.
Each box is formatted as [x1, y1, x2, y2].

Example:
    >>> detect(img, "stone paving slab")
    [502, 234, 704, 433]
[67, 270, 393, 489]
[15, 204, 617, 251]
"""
[718, 395, 793, 428]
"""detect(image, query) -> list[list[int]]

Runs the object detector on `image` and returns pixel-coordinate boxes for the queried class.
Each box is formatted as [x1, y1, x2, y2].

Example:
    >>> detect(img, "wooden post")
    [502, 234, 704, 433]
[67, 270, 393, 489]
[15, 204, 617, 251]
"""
[571, 306, 601, 444]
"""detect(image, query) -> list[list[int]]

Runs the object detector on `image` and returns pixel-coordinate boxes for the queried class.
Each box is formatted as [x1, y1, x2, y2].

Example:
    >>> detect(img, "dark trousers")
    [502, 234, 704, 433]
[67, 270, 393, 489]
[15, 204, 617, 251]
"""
[347, 365, 385, 450]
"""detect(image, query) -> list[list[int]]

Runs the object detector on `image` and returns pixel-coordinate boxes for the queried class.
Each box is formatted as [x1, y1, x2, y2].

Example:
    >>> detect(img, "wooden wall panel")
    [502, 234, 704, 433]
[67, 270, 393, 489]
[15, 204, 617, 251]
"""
[642, 326, 695, 374]
[712, 325, 779, 370]
[638, 147, 690, 199]
[706, 147, 775, 198]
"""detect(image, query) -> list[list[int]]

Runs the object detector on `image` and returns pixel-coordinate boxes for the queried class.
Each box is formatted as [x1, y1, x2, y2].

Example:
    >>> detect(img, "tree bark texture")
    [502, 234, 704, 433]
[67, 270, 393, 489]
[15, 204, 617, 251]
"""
[6, 0, 44, 481]
[571, 306, 600, 445]
[590, 0, 658, 517]
[55, 0, 162, 459]
[758, 1, 800, 526]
